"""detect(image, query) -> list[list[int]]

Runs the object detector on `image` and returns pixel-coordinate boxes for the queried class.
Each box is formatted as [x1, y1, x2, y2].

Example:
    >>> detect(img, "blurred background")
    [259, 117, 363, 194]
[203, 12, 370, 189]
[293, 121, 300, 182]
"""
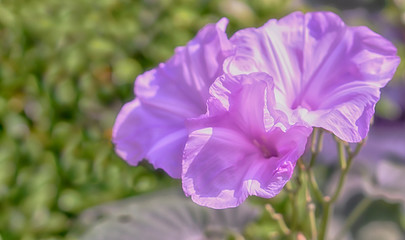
[0, 0, 404, 239]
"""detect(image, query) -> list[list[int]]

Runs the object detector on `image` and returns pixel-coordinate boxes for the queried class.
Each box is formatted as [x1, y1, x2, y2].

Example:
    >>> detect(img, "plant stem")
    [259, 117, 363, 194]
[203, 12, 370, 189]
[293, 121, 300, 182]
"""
[330, 141, 358, 203]
[308, 168, 324, 203]
[309, 129, 324, 168]
[307, 129, 324, 202]
[306, 188, 317, 240]
[318, 197, 331, 240]
[337, 140, 347, 170]
[317, 139, 348, 240]
[347, 138, 365, 158]
[265, 204, 291, 236]
[308, 203, 317, 240]
[285, 181, 298, 233]
[318, 139, 365, 240]
[311, 128, 319, 153]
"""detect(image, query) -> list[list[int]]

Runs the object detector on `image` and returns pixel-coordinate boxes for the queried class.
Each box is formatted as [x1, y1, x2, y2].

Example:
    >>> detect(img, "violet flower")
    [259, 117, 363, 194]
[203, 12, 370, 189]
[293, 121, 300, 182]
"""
[225, 11, 400, 142]
[113, 11, 400, 209]
[182, 73, 312, 208]
[113, 18, 233, 178]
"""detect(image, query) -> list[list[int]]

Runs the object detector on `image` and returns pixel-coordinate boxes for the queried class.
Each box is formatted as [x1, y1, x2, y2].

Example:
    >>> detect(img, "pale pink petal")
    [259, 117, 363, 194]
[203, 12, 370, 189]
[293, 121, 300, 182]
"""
[225, 11, 400, 142]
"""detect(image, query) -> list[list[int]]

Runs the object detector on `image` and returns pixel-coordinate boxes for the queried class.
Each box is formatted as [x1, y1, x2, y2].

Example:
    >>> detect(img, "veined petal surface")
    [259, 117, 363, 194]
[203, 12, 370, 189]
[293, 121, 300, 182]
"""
[225, 11, 400, 142]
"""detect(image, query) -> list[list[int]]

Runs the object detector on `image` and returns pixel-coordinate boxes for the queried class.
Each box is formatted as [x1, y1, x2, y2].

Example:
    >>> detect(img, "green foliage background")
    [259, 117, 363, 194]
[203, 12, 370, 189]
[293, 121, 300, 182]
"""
[0, 0, 404, 239]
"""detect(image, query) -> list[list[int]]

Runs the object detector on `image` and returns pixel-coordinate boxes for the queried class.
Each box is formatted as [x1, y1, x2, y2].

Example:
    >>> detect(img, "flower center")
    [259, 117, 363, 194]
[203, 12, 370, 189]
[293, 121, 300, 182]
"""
[252, 139, 278, 159]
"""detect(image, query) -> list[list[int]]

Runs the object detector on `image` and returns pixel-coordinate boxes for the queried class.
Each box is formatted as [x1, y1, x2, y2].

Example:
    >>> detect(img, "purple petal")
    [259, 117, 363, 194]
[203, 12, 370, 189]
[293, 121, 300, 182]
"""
[112, 99, 187, 178]
[113, 18, 233, 177]
[301, 88, 378, 142]
[182, 126, 310, 209]
[205, 72, 297, 134]
[136, 18, 233, 118]
[225, 11, 400, 142]
[183, 73, 312, 208]
[207, 73, 275, 134]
